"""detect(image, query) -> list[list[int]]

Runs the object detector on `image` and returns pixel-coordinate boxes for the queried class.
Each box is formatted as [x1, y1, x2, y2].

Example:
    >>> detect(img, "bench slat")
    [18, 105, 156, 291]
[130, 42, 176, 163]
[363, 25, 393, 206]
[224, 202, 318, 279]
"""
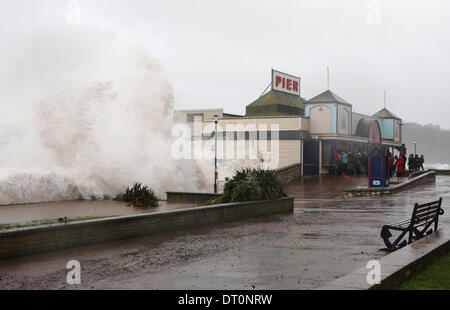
[415, 201, 441, 210]
[416, 205, 440, 214]
[388, 218, 410, 227]
[416, 213, 440, 223]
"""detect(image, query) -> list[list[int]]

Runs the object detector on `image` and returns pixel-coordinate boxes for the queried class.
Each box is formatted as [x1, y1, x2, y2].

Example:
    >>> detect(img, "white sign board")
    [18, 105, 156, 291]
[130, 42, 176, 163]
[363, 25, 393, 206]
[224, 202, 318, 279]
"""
[272, 69, 300, 96]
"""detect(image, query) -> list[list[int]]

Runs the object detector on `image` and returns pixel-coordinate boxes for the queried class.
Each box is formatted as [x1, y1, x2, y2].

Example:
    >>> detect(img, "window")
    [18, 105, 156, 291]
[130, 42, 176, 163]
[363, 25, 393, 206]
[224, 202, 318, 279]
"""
[187, 114, 204, 122]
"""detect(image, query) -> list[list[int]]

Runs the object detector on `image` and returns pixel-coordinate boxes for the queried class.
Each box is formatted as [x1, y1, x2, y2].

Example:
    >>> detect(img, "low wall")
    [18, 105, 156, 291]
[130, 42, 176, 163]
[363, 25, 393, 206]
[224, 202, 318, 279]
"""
[0, 197, 294, 259]
[319, 230, 450, 290]
[276, 163, 302, 185]
[166, 192, 221, 204]
[429, 169, 450, 176]
[373, 230, 450, 290]
[342, 171, 436, 199]
[409, 170, 428, 179]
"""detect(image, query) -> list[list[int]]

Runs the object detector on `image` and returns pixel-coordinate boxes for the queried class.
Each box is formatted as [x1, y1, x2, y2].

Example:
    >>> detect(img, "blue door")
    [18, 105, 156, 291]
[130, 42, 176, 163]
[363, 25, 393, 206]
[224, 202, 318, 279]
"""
[368, 149, 389, 188]
[303, 140, 320, 175]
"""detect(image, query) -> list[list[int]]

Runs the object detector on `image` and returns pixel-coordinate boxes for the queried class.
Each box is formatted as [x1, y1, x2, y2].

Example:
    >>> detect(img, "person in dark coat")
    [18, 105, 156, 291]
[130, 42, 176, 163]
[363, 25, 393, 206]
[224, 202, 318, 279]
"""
[354, 152, 362, 177]
[419, 155, 425, 171]
[408, 154, 414, 173]
[387, 153, 394, 178]
[362, 153, 368, 176]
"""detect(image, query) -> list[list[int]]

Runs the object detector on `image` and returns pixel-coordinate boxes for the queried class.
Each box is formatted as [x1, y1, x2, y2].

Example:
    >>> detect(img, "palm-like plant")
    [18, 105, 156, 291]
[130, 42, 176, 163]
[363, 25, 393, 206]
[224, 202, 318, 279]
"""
[209, 168, 286, 204]
[114, 182, 159, 208]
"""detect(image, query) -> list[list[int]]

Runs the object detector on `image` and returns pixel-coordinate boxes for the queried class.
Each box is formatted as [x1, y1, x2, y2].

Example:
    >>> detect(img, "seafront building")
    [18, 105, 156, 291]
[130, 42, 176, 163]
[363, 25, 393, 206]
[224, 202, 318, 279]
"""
[174, 70, 403, 175]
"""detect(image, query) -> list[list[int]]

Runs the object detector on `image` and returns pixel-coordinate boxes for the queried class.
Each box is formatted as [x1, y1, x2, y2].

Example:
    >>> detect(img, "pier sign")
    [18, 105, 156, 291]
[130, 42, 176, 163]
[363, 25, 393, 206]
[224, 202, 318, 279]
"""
[272, 69, 301, 96]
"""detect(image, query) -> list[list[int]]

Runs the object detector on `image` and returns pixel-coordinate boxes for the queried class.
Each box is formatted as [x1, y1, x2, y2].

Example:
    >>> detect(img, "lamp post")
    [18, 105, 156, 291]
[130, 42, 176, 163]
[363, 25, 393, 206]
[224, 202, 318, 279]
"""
[213, 115, 219, 194]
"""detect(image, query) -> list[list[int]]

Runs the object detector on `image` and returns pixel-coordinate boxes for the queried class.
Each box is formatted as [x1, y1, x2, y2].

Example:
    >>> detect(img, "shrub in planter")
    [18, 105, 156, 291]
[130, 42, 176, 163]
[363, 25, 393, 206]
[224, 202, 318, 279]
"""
[208, 168, 286, 204]
[114, 182, 159, 207]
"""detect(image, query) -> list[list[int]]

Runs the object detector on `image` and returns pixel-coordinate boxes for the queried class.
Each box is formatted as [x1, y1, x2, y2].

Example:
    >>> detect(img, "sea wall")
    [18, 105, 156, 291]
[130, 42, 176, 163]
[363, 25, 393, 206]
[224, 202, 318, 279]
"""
[0, 197, 294, 259]
[342, 171, 436, 199]
[429, 169, 450, 176]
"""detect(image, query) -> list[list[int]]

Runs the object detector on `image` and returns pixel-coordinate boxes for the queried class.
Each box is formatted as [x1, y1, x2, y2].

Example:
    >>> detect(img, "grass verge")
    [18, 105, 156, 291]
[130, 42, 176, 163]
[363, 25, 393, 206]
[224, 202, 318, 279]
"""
[396, 251, 450, 290]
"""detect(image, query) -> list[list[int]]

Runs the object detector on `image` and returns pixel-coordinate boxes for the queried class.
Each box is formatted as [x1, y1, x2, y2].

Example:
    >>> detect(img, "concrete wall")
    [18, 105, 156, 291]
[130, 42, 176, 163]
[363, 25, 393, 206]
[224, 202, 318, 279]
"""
[0, 197, 294, 259]
[306, 104, 336, 134]
[309, 105, 332, 134]
[342, 171, 436, 199]
[166, 192, 221, 204]
[276, 163, 301, 185]
[200, 116, 303, 170]
[430, 169, 450, 176]
[174, 109, 224, 124]
[204, 116, 304, 131]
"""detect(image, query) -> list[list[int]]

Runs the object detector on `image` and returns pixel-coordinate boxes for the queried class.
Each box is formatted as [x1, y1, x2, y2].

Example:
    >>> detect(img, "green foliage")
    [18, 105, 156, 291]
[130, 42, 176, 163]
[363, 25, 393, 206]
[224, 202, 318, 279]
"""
[395, 252, 450, 290]
[209, 168, 286, 204]
[114, 182, 159, 208]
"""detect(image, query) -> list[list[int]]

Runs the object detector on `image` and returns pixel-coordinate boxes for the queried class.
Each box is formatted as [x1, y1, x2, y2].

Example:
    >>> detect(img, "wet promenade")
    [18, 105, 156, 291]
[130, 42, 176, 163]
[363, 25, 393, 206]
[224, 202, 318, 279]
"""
[0, 176, 448, 289]
[0, 200, 199, 225]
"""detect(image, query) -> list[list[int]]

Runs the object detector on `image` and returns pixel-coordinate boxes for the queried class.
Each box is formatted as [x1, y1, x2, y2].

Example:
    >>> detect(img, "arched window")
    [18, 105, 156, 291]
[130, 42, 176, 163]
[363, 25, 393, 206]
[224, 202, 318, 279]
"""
[368, 121, 382, 143]
[356, 119, 382, 143]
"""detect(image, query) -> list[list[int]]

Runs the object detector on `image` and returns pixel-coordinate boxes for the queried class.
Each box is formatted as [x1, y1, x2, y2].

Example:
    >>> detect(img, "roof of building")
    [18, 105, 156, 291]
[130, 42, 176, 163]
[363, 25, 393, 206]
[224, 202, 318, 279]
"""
[223, 113, 243, 118]
[245, 90, 306, 116]
[372, 108, 401, 120]
[247, 90, 306, 109]
[306, 90, 351, 105]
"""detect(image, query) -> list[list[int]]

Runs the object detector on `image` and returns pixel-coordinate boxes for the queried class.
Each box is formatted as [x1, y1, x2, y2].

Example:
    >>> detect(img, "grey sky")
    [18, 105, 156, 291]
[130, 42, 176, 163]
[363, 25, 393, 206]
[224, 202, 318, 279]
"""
[1, 0, 450, 127]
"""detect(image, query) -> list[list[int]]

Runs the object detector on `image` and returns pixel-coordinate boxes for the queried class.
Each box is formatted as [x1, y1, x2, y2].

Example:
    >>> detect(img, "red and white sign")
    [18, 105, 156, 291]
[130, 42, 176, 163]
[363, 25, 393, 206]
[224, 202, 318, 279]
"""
[272, 69, 300, 96]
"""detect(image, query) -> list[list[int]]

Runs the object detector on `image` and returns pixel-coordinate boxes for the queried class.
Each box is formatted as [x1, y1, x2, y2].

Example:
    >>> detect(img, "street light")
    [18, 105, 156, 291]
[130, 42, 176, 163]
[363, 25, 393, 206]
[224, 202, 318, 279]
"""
[213, 115, 219, 194]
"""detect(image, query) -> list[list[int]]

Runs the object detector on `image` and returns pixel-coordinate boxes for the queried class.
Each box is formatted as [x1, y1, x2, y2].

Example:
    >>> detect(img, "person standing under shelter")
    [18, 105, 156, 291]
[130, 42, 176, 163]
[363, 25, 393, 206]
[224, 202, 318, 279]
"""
[341, 151, 349, 175]
[396, 155, 404, 177]
[387, 152, 394, 178]
[408, 154, 414, 173]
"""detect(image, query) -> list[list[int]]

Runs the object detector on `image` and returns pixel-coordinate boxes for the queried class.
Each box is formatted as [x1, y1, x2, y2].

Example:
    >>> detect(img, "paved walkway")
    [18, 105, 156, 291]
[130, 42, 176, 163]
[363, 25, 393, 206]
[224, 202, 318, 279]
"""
[0, 176, 448, 289]
[0, 200, 199, 225]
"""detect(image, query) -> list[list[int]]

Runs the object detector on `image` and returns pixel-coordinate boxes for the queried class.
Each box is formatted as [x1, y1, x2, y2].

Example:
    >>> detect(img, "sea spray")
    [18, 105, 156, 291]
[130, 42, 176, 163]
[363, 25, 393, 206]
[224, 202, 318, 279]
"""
[0, 24, 211, 205]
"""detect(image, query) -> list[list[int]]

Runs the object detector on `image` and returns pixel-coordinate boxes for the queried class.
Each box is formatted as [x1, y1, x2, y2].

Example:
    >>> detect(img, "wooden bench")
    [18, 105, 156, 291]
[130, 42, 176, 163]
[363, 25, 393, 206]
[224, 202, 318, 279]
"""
[380, 198, 444, 251]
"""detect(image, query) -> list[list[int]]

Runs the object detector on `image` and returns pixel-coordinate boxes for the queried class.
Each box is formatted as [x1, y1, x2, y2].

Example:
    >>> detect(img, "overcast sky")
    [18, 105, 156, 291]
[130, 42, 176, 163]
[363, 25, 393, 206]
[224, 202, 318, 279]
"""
[1, 0, 450, 127]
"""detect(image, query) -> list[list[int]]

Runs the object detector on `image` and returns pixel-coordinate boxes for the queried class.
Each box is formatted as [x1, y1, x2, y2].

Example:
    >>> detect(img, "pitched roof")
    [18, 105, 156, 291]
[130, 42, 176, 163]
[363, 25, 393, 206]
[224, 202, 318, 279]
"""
[372, 108, 401, 120]
[307, 90, 351, 105]
[245, 90, 306, 117]
[247, 90, 306, 109]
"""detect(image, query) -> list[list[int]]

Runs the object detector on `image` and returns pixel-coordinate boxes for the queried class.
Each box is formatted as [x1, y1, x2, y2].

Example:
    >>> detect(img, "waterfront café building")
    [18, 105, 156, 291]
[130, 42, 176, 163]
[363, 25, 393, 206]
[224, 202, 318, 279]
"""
[174, 71, 403, 175]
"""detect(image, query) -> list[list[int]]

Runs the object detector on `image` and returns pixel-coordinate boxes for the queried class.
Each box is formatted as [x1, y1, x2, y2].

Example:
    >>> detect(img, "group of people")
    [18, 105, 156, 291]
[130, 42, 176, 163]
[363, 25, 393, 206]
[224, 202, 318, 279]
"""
[329, 151, 368, 176]
[388, 153, 425, 177]
[330, 149, 426, 178]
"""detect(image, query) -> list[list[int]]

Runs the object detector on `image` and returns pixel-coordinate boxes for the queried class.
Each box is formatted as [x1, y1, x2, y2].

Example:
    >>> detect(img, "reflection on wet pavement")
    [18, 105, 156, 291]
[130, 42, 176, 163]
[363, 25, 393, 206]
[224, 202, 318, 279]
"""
[0, 176, 449, 290]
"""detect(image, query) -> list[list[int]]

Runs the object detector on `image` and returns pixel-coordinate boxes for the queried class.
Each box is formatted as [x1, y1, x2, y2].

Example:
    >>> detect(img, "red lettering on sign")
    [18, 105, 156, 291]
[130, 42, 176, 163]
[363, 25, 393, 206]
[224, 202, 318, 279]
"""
[287, 79, 292, 90]
[276, 76, 282, 87]
[293, 81, 299, 92]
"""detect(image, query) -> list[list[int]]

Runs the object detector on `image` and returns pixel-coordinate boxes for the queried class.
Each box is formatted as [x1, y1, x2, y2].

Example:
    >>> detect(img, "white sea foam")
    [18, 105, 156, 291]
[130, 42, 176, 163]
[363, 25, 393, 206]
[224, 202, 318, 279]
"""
[0, 24, 211, 205]
[426, 163, 450, 170]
